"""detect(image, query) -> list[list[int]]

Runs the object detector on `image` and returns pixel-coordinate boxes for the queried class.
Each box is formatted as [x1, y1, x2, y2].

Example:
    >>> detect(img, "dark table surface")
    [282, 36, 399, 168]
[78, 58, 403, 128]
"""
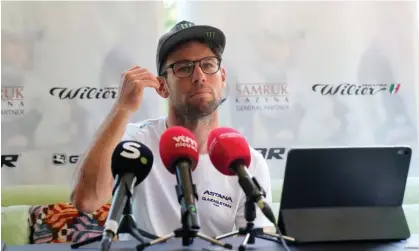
[4, 235, 419, 251]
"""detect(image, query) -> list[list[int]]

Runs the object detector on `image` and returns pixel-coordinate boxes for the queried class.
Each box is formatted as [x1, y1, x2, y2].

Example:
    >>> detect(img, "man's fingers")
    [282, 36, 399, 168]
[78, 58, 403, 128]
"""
[121, 66, 160, 91]
[127, 65, 142, 72]
[128, 67, 150, 75]
[146, 80, 161, 90]
[140, 79, 160, 90]
[121, 65, 141, 77]
[130, 79, 159, 92]
[131, 72, 160, 89]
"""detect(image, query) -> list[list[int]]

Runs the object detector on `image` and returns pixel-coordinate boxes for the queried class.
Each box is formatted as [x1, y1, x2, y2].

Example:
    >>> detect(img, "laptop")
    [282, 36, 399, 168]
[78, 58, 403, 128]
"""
[277, 146, 412, 244]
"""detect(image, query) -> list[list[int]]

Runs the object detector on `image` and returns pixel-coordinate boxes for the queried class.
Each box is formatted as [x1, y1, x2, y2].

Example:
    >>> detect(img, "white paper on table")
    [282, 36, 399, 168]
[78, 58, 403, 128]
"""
[405, 235, 419, 249]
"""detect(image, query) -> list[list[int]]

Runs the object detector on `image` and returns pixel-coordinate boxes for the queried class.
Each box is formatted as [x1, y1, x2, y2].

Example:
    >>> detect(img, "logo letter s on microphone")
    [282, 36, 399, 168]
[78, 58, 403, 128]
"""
[120, 142, 141, 159]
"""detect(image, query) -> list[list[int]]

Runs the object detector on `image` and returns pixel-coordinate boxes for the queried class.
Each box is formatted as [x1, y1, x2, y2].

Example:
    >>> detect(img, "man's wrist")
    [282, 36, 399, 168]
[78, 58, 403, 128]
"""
[111, 105, 135, 117]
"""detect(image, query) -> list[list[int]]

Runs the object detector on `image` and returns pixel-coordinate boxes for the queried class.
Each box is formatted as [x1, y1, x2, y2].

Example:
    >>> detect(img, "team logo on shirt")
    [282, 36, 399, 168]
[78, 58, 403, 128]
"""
[137, 121, 153, 129]
[201, 190, 233, 208]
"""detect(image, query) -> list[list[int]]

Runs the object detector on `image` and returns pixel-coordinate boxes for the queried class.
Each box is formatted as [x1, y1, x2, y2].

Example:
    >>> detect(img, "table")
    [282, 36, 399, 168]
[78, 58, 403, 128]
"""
[5, 235, 419, 251]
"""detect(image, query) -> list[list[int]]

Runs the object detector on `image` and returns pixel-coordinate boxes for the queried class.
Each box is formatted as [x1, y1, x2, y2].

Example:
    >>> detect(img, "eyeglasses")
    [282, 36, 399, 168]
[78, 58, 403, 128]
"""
[163, 56, 221, 78]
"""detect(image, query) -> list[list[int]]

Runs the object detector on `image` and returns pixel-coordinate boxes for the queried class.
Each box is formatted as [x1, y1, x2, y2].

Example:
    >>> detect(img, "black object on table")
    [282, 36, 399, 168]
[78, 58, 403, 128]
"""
[278, 146, 412, 244]
[136, 173, 233, 251]
[214, 194, 293, 251]
[70, 175, 160, 250]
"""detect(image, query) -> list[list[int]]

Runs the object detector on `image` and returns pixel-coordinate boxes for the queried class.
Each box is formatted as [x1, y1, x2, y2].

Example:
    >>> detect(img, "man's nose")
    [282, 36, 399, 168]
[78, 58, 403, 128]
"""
[191, 63, 206, 85]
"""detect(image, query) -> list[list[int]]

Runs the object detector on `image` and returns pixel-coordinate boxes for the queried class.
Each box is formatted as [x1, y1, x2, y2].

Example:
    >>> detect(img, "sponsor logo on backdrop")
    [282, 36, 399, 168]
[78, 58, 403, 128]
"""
[235, 83, 289, 112]
[1, 86, 24, 116]
[1, 154, 21, 168]
[49, 86, 118, 100]
[255, 147, 286, 160]
[52, 154, 80, 165]
[312, 83, 401, 96]
[388, 83, 401, 94]
[201, 190, 233, 208]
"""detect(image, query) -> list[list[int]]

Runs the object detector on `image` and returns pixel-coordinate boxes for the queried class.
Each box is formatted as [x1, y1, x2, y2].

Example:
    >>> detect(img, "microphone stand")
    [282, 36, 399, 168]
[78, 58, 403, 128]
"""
[136, 175, 233, 250]
[71, 179, 160, 250]
[213, 183, 294, 251]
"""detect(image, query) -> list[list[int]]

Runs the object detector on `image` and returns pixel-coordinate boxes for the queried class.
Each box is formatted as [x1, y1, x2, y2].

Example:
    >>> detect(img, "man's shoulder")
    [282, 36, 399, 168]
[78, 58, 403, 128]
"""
[247, 146, 270, 174]
[249, 146, 265, 163]
[123, 116, 166, 141]
[127, 116, 165, 131]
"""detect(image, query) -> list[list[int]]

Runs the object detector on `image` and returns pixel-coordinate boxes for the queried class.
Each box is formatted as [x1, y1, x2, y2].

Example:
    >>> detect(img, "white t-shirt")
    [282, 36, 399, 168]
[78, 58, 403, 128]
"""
[119, 116, 274, 240]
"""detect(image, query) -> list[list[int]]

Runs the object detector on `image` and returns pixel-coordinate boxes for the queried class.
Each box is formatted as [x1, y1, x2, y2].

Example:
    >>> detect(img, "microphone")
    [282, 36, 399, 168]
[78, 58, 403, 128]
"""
[136, 127, 233, 251]
[159, 126, 200, 231]
[207, 127, 277, 226]
[101, 140, 154, 251]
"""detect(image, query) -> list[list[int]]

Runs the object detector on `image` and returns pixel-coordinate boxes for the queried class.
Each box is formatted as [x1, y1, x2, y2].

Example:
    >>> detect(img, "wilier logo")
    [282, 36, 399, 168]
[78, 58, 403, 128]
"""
[173, 135, 198, 152]
[1, 154, 20, 168]
[1, 86, 24, 116]
[52, 154, 79, 165]
[49, 86, 118, 100]
[202, 190, 233, 208]
[235, 83, 289, 112]
[312, 83, 401, 96]
[388, 83, 401, 94]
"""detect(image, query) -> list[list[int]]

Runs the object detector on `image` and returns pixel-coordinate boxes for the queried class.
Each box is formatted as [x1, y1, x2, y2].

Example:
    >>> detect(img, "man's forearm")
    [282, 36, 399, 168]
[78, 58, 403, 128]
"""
[71, 106, 133, 213]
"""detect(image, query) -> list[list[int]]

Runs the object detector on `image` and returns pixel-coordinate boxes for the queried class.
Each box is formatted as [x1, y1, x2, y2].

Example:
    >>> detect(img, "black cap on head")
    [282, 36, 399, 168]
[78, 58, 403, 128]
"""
[111, 141, 154, 186]
[156, 20, 226, 76]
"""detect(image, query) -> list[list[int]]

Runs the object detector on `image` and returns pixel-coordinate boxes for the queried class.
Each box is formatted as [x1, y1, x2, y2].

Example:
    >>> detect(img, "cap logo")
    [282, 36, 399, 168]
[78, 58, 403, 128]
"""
[205, 31, 215, 39]
[178, 22, 193, 30]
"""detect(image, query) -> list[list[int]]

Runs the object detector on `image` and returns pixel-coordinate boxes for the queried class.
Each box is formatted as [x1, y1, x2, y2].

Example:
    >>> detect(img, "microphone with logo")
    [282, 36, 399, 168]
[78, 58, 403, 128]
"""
[71, 141, 160, 251]
[161, 127, 200, 232]
[136, 126, 232, 251]
[207, 127, 294, 251]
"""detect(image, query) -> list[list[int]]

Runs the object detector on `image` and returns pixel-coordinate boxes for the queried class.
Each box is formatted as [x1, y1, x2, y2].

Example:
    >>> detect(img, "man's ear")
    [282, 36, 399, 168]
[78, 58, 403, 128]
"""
[156, 76, 169, 98]
[221, 66, 226, 89]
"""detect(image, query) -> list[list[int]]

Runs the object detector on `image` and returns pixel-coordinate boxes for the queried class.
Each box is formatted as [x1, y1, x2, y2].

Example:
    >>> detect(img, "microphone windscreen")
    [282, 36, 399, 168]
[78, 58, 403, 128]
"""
[159, 126, 199, 174]
[111, 141, 154, 185]
[207, 127, 251, 176]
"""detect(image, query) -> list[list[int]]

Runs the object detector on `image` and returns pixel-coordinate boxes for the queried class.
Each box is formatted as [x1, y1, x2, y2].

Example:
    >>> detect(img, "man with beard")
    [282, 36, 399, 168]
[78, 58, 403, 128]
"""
[71, 21, 274, 239]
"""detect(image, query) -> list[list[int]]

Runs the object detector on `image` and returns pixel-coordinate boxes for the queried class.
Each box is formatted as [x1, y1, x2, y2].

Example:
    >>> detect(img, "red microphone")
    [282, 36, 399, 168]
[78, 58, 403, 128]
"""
[207, 127, 277, 226]
[159, 126, 200, 231]
[159, 126, 199, 173]
[207, 127, 251, 176]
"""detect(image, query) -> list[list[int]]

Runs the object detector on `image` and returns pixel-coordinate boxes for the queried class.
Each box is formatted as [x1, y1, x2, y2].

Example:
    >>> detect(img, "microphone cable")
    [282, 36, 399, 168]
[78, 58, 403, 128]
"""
[259, 201, 292, 251]
[274, 223, 291, 251]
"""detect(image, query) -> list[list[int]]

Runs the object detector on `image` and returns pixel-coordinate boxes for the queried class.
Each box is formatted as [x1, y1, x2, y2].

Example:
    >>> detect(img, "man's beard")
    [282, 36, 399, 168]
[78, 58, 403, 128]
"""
[172, 97, 220, 122]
